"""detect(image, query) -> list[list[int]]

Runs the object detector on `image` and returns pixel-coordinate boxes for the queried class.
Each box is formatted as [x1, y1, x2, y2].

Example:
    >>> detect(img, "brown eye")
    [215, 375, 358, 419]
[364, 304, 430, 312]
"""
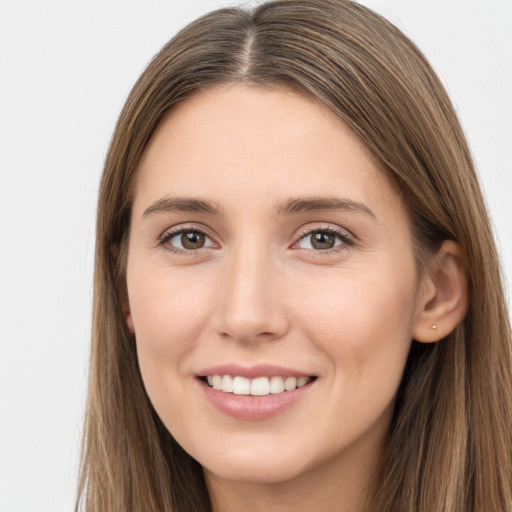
[311, 231, 336, 250]
[160, 229, 215, 253]
[296, 228, 352, 251]
[181, 231, 205, 249]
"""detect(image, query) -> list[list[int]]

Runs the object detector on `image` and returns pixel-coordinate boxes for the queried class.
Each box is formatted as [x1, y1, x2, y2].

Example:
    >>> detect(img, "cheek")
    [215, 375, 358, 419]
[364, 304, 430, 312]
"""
[291, 264, 418, 373]
[127, 265, 214, 373]
[127, 265, 219, 434]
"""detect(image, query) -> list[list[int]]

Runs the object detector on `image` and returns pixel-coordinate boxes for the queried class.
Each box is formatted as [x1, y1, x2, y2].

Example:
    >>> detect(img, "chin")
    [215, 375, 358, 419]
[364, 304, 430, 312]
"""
[204, 460, 308, 486]
[198, 442, 316, 485]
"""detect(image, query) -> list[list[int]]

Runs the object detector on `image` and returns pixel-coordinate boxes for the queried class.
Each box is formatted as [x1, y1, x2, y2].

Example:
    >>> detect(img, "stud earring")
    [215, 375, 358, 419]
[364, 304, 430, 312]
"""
[430, 324, 437, 330]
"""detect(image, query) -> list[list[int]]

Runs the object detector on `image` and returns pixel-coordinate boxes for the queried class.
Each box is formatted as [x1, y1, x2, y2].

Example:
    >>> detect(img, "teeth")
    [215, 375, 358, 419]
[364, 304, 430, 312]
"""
[297, 377, 309, 388]
[232, 376, 251, 395]
[221, 375, 233, 393]
[284, 377, 297, 391]
[269, 376, 285, 394]
[251, 377, 270, 396]
[212, 375, 222, 390]
[205, 375, 312, 395]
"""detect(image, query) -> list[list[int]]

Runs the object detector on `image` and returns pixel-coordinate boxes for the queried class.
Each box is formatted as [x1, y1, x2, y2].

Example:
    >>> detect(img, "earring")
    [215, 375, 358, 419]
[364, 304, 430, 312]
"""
[430, 323, 437, 330]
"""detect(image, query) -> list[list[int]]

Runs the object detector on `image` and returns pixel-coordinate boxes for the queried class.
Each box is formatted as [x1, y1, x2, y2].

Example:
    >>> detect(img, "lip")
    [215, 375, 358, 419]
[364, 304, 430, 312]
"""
[197, 363, 313, 380]
[196, 364, 317, 421]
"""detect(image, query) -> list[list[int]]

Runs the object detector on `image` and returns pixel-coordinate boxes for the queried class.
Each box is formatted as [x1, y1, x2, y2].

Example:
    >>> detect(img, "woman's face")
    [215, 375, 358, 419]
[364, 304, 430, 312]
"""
[126, 84, 428, 486]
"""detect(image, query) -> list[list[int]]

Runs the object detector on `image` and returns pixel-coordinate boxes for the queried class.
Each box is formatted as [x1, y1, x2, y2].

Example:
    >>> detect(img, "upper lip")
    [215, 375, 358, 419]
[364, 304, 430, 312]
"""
[197, 364, 314, 379]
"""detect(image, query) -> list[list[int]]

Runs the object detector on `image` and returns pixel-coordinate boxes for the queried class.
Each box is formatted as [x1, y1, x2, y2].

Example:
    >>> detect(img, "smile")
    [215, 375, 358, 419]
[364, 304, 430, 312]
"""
[205, 375, 313, 396]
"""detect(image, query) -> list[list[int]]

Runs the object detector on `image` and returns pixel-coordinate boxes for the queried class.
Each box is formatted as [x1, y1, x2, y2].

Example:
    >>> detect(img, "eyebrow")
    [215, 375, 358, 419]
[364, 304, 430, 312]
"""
[274, 196, 376, 219]
[142, 195, 376, 219]
[142, 197, 223, 218]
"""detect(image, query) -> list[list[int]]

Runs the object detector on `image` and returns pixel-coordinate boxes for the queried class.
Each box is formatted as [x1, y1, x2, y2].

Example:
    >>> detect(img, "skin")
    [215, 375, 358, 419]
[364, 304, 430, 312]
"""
[125, 84, 466, 511]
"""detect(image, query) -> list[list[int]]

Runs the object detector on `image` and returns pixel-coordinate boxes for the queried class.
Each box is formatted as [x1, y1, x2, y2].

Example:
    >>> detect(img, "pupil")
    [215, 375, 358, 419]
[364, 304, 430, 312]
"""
[312, 232, 334, 250]
[182, 231, 205, 249]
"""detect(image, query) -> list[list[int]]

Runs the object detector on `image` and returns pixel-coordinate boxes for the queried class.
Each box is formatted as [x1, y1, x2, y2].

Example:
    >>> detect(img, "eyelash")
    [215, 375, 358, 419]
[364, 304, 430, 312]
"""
[158, 227, 215, 257]
[294, 226, 354, 254]
[157, 225, 354, 256]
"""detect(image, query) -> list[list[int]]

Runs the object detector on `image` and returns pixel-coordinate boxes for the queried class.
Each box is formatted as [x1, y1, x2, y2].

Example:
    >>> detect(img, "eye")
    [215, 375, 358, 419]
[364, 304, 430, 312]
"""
[160, 229, 216, 252]
[296, 228, 353, 251]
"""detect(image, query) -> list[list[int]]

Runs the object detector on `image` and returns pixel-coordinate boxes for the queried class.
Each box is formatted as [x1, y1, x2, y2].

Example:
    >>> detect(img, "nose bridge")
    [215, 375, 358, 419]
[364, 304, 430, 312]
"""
[214, 239, 286, 342]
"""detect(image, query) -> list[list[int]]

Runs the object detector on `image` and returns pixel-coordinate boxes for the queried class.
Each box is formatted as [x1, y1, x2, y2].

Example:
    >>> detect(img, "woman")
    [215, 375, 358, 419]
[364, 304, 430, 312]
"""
[76, 0, 512, 510]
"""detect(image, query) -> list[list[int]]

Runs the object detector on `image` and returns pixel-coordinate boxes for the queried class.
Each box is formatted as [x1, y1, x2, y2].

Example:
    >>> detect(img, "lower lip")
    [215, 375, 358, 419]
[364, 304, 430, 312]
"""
[198, 378, 315, 421]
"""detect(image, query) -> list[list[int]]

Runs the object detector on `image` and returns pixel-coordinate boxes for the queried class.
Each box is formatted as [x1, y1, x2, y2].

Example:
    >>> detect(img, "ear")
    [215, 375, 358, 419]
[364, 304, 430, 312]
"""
[413, 240, 468, 343]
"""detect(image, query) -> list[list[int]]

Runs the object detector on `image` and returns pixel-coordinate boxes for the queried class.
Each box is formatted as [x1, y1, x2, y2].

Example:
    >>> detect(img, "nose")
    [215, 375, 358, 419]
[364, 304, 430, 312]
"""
[212, 245, 289, 344]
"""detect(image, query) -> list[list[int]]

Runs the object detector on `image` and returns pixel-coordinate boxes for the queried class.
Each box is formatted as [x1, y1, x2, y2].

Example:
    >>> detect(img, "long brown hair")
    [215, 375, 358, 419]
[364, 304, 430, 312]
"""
[76, 1, 512, 510]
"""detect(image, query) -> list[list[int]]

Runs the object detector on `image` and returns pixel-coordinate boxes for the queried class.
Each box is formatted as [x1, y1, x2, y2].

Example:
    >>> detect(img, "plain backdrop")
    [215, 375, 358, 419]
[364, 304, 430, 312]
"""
[0, 1, 511, 511]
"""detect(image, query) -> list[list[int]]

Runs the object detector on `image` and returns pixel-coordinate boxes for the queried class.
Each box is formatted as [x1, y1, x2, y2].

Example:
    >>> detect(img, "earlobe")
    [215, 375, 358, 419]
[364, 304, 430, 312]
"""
[413, 240, 468, 343]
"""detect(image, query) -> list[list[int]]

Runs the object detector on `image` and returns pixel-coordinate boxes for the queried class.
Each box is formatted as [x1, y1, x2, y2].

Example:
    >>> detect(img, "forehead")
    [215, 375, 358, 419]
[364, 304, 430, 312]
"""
[134, 84, 403, 220]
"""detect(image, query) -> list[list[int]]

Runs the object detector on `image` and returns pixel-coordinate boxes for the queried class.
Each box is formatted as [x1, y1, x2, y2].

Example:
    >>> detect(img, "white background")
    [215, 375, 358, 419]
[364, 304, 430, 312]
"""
[0, 1, 510, 511]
